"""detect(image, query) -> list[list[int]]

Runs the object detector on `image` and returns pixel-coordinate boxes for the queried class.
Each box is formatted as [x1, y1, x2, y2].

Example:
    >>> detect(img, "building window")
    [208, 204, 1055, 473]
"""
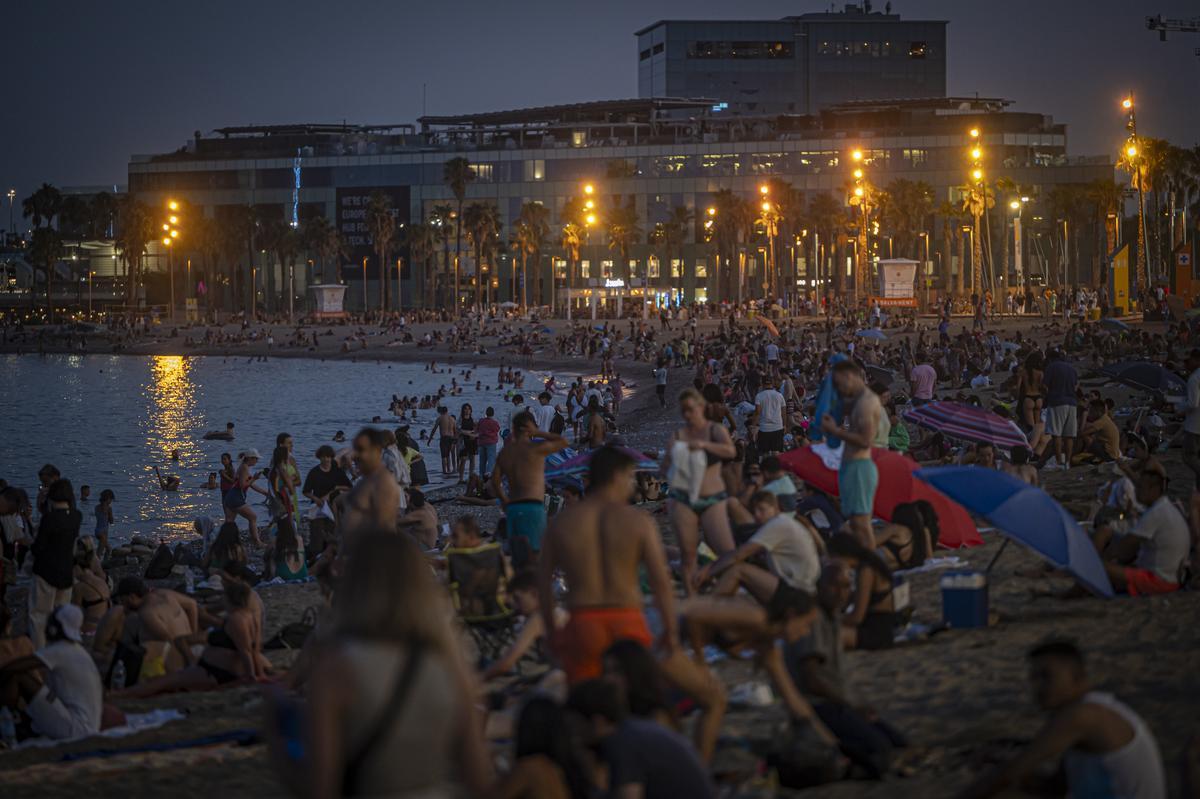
[648, 257, 660, 279]
[571, 130, 586, 147]
[580, 259, 590, 279]
[902, 148, 928, 166]
[523, 160, 545, 181]
[470, 163, 494, 182]
[671, 258, 682, 278]
[687, 40, 793, 59]
[553, 258, 567, 278]
[601, 259, 614, 278]
[639, 48, 652, 61]
[695, 259, 707, 278]
[652, 43, 664, 55]
[909, 41, 927, 59]
[628, 259, 638, 277]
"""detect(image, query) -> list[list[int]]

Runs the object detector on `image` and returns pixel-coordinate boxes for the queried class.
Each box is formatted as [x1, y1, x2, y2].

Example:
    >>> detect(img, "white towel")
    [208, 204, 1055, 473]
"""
[812, 441, 843, 472]
[667, 441, 707, 505]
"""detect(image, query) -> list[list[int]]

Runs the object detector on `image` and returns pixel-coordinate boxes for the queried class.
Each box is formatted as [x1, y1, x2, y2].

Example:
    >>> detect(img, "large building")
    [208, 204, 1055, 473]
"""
[637, 3, 947, 116]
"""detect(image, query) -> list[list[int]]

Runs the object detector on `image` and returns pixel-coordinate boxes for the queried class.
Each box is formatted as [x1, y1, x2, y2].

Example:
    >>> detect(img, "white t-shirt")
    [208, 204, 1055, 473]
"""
[1130, 496, 1190, 583]
[35, 640, 103, 736]
[765, 343, 780, 362]
[529, 402, 556, 432]
[750, 514, 820, 592]
[755, 389, 786, 433]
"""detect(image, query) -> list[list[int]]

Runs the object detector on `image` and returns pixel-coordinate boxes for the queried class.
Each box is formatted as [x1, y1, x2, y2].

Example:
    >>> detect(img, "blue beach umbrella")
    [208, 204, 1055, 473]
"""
[1098, 360, 1186, 396]
[915, 466, 1114, 598]
[1098, 317, 1130, 332]
[855, 328, 887, 340]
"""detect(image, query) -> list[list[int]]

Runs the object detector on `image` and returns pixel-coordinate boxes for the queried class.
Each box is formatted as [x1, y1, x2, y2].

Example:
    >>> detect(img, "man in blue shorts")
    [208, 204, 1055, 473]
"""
[820, 361, 882, 548]
[491, 410, 569, 568]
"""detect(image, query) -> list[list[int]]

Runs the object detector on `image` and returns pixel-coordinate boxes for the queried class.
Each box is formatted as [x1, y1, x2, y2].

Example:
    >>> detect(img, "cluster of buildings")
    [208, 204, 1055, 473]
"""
[10, 3, 1117, 315]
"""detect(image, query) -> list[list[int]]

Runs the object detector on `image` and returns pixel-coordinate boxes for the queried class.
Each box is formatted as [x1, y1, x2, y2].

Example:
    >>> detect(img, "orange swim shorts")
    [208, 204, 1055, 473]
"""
[553, 606, 654, 684]
[1123, 568, 1179, 597]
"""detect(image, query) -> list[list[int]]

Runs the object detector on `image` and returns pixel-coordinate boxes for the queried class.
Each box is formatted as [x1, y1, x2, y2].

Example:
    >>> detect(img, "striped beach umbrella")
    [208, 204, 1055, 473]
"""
[904, 401, 1028, 450]
[546, 446, 658, 482]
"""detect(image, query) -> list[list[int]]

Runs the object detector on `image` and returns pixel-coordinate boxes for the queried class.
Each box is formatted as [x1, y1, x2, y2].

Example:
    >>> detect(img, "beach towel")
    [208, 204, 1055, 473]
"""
[811, 441, 843, 472]
[15, 709, 186, 750]
[894, 556, 966, 577]
[667, 440, 706, 504]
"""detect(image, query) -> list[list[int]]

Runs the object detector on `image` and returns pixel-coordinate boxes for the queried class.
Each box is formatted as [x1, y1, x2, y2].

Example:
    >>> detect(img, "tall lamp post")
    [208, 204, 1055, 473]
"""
[1123, 96, 1149, 300]
[848, 149, 872, 306]
[162, 200, 181, 321]
[759, 184, 779, 303]
[966, 129, 987, 299]
[5, 189, 14, 243]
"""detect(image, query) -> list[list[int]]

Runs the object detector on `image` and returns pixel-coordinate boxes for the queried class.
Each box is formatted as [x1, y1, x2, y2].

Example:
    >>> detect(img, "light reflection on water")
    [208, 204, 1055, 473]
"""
[1, 354, 567, 543]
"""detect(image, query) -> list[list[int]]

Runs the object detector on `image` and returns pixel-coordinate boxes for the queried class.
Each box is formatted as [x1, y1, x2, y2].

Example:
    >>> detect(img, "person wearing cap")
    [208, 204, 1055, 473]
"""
[224, 449, 269, 547]
[0, 604, 103, 740]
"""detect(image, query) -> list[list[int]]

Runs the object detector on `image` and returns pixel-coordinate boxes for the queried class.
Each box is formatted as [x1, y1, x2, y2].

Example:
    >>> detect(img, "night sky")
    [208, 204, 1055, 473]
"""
[2, 0, 1197, 207]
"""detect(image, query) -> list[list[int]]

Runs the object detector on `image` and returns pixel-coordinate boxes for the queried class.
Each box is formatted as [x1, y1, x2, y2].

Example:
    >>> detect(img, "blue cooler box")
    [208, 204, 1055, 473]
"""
[940, 571, 989, 628]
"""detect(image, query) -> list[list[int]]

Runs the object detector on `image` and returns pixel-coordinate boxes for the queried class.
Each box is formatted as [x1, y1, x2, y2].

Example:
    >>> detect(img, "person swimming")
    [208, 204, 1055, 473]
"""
[203, 422, 236, 441]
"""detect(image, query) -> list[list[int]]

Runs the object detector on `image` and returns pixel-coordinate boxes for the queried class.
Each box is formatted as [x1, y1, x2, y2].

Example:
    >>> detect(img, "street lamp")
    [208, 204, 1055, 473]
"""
[162, 199, 182, 320]
[1121, 93, 1149, 296]
[5, 189, 14, 241]
[848, 147, 873, 305]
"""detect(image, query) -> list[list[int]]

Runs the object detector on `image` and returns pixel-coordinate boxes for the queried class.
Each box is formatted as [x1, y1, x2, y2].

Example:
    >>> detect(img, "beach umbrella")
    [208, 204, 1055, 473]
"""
[779, 446, 982, 548]
[915, 466, 1114, 598]
[903, 401, 1028, 450]
[855, 329, 887, 340]
[540, 326, 553, 334]
[1098, 360, 1186, 396]
[546, 446, 658, 482]
[1098, 317, 1130, 332]
[499, 301, 519, 309]
[864, 364, 894, 387]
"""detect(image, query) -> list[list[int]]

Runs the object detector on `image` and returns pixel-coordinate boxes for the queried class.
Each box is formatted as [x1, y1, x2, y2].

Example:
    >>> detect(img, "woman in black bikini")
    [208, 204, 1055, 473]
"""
[828, 534, 897, 651]
[874, 502, 934, 572]
[71, 540, 110, 633]
[661, 388, 738, 594]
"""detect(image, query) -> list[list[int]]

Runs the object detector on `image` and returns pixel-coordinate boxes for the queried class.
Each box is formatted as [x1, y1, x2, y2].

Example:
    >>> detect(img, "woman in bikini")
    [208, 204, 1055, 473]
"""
[224, 450, 269, 546]
[662, 388, 737, 594]
[828, 534, 897, 651]
[71, 541, 110, 633]
[873, 501, 933, 572]
[1015, 350, 1045, 431]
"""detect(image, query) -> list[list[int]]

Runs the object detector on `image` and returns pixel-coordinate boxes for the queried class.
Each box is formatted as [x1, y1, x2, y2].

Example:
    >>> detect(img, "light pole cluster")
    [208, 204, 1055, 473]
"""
[758, 184, 780, 302]
[965, 128, 987, 297]
[847, 148, 873, 304]
[1122, 95, 1149, 296]
[162, 199, 182, 319]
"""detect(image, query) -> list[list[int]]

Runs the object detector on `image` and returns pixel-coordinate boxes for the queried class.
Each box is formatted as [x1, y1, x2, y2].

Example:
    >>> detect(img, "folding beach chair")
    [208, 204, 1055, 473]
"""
[445, 542, 517, 664]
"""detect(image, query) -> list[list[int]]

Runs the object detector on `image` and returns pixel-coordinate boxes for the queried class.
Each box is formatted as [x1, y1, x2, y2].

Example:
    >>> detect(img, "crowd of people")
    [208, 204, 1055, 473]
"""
[6, 298, 1200, 798]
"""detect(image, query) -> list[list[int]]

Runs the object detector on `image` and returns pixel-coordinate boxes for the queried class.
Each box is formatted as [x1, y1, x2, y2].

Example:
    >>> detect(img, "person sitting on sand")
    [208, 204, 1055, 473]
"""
[71, 539, 110, 633]
[695, 490, 822, 600]
[0, 605, 103, 741]
[1002, 445, 1040, 486]
[1090, 470, 1190, 596]
[396, 488, 439, 550]
[100, 576, 204, 681]
[203, 422, 236, 441]
[204, 521, 258, 584]
[481, 569, 567, 683]
[118, 577, 271, 697]
[956, 640, 1165, 799]
[786, 562, 907, 779]
[265, 516, 307, 582]
[154, 465, 181, 491]
[827, 534, 898, 651]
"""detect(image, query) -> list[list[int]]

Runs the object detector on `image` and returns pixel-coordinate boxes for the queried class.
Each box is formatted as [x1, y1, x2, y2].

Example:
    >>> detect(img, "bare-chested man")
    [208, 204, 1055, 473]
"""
[820, 360, 881, 548]
[428, 405, 457, 476]
[491, 411, 567, 568]
[537, 445, 726, 763]
[97, 577, 208, 679]
[340, 428, 400, 547]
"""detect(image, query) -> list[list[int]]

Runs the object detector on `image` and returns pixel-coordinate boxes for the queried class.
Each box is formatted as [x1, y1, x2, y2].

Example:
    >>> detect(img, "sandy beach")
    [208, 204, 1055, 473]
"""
[2, 312, 1198, 798]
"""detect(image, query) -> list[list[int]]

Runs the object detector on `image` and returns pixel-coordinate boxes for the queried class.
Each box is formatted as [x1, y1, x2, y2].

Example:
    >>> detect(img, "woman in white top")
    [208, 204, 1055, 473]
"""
[280, 530, 492, 798]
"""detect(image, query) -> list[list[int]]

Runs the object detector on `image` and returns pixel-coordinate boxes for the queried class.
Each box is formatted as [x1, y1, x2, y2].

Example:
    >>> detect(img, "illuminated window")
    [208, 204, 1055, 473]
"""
[553, 258, 567, 278]
[909, 41, 927, 59]
[601, 259, 614, 278]
[629, 259, 639, 277]
[671, 258, 682, 278]
[580, 259, 591, 278]
[695, 259, 707, 278]
[648, 257, 660, 278]
[470, 163, 494, 182]
[571, 131, 586, 147]
[523, 160, 545, 181]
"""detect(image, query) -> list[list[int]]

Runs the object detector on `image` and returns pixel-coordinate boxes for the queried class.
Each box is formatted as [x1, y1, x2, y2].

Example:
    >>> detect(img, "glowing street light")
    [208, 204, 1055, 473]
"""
[970, 147, 982, 160]
[162, 223, 170, 231]
[972, 168, 984, 181]
[583, 184, 594, 195]
[969, 128, 980, 138]
[706, 207, 716, 216]
[1010, 200, 1021, 210]
[162, 237, 171, 246]
[170, 229, 179, 238]
[761, 201, 771, 212]
[759, 184, 769, 195]
[585, 213, 596, 226]
[851, 149, 864, 162]
[585, 199, 594, 209]
[854, 186, 865, 197]
[853, 169, 863, 179]
[1126, 144, 1139, 158]
[167, 199, 179, 211]
[1122, 97, 1134, 110]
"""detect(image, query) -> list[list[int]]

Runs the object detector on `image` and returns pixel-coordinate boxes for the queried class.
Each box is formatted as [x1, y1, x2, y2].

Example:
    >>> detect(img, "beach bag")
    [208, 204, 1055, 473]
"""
[768, 721, 842, 789]
[265, 606, 319, 650]
[143, 544, 176, 580]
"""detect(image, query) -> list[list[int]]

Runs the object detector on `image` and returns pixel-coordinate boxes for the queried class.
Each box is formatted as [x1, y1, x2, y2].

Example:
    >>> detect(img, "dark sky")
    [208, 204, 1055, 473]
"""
[2, 0, 1196, 206]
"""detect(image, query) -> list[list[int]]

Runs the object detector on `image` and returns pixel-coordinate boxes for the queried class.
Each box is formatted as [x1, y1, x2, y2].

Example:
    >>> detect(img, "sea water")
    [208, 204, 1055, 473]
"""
[0, 353, 576, 542]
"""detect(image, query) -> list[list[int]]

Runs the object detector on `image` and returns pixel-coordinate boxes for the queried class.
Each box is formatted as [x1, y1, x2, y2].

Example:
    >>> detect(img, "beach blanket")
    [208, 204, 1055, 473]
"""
[14, 709, 186, 750]
[895, 556, 966, 578]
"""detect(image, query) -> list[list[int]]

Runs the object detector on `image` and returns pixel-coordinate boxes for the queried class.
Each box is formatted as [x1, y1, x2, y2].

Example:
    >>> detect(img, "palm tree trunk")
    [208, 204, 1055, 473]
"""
[955, 228, 965, 299]
[454, 204, 463, 311]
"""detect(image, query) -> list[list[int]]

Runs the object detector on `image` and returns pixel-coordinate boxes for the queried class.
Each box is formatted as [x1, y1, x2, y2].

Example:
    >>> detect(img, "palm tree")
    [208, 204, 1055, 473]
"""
[115, 196, 153, 308]
[962, 181, 996, 295]
[88, 192, 116, 240]
[430, 204, 455, 306]
[514, 201, 550, 307]
[193, 215, 222, 316]
[301, 216, 335, 284]
[256, 217, 291, 314]
[712, 189, 752, 302]
[935, 201, 966, 298]
[649, 206, 692, 295]
[366, 190, 398, 311]
[404, 221, 437, 308]
[1086, 179, 1126, 287]
[21, 183, 62, 230]
[58, 195, 90, 239]
[29, 228, 63, 321]
[604, 198, 642, 282]
[808, 192, 844, 300]
[464, 201, 501, 308]
[443, 158, 474, 310]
